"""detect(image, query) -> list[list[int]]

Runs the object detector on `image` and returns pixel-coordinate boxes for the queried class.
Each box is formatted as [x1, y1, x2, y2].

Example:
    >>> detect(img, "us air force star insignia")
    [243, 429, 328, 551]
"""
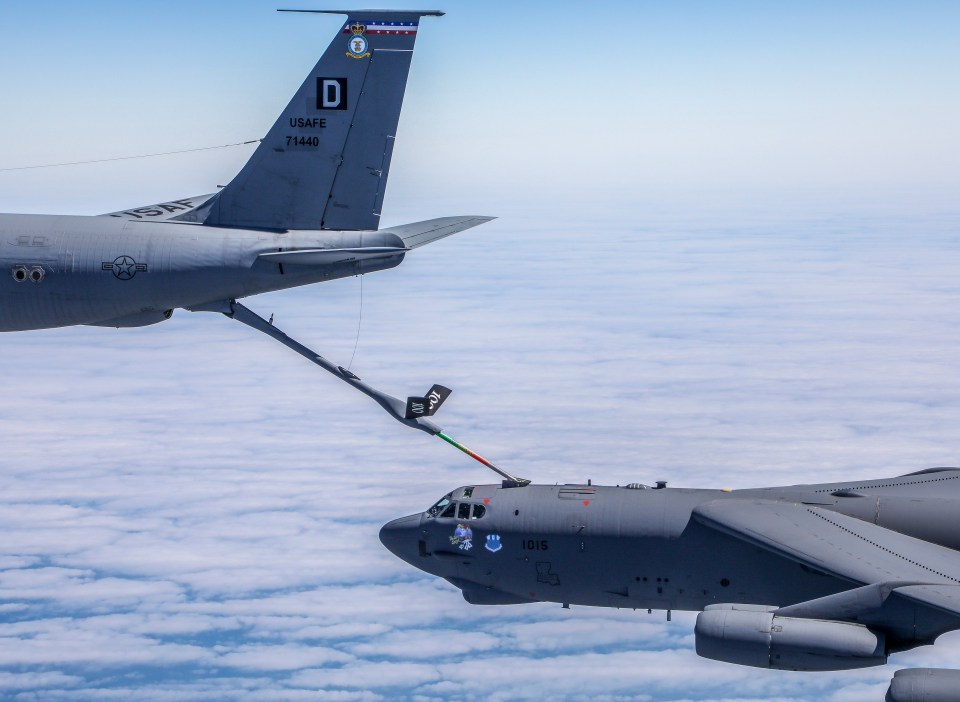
[101, 255, 148, 280]
[346, 22, 370, 59]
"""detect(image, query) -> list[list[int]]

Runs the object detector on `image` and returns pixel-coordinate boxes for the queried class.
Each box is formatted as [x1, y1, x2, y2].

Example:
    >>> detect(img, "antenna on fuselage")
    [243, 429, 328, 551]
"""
[206, 299, 530, 486]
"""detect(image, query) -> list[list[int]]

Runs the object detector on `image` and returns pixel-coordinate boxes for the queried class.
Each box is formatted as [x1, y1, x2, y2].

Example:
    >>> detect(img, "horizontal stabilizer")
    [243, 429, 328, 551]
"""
[382, 216, 495, 249]
[258, 246, 407, 266]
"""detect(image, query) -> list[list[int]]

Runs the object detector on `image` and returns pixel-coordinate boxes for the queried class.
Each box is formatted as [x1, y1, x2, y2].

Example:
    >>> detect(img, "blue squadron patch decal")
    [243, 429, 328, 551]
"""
[485, 534, 503, 553]
[450, 523, 473, 551]
[346, 22, 370, 59]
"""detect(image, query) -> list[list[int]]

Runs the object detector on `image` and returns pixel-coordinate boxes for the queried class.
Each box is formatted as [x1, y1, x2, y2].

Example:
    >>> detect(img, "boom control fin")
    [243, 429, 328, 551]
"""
[193, 300, 529, 485]
[405, 384, 452, 419]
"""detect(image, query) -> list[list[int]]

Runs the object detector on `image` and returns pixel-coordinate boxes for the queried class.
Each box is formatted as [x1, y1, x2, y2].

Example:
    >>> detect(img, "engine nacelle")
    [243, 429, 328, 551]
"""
[695, 605, 886, 671]
[887, 668, 960, 702]
[86, 309, 174, 328]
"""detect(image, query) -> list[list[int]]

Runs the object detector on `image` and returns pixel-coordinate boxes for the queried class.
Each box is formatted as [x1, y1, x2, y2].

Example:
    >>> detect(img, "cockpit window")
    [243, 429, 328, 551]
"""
[428, 494, 488, 520]
[427, 492, 453, 517]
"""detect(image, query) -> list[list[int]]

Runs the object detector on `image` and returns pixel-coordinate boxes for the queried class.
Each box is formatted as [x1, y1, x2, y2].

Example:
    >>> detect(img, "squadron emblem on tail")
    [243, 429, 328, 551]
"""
[346, 22, 370, 59]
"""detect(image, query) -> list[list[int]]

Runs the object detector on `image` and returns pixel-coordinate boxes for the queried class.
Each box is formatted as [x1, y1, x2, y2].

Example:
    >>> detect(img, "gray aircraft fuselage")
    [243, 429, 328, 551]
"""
[0, 212, 404, 331]
[381, 472, 960, 622]
[383, 470, 960, 699]
[0, 10, 486, 334]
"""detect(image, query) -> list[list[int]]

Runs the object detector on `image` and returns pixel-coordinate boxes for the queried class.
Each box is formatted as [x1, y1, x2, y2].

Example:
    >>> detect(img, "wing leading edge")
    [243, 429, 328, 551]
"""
[692, 499, 960, 647]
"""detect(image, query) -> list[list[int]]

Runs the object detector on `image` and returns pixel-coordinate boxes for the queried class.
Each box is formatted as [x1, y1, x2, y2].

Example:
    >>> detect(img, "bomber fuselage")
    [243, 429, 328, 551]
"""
[380, 471, 960, 612]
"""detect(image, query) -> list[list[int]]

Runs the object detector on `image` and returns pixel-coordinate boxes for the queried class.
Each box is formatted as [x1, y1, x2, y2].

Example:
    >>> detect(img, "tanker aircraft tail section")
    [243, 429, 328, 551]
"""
[181, 9, 443, 232]
[1, 10, 496, 334]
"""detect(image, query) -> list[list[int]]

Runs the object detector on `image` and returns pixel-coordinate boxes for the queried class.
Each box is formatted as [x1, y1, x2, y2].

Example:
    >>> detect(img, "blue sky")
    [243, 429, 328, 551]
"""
[1, 1, 958, 216]
[1, 1, 959, 700]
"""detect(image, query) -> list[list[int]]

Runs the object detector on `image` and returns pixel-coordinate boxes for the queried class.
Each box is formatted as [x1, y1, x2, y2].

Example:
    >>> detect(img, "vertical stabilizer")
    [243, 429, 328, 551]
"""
[196, 10, 442, 231]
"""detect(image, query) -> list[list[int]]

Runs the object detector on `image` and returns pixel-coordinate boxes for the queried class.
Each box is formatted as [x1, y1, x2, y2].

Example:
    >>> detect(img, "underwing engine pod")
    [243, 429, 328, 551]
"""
[695, 605, 887, 671]
[886, 668, 960, 702]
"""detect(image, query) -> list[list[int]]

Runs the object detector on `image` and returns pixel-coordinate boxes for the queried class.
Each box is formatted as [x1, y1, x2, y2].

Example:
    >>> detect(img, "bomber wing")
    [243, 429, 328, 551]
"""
[693, 499, 960, 647]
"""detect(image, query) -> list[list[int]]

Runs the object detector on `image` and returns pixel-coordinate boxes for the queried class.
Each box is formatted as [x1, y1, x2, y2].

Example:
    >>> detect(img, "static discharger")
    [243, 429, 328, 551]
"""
[219, 299, 530, 486]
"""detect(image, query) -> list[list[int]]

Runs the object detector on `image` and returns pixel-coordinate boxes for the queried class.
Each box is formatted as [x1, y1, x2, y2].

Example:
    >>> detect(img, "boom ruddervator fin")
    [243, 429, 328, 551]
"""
[183, 9, 443, 231]
[190, 299, 530, 487]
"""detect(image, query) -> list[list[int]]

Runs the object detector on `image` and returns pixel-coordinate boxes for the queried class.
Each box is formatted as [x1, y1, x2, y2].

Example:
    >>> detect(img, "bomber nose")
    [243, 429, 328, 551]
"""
[379, 514, 422, 564]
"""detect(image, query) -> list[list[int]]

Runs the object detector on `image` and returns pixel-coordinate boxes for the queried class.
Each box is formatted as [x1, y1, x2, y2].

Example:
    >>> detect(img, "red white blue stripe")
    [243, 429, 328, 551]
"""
[343, 20, 419, 35]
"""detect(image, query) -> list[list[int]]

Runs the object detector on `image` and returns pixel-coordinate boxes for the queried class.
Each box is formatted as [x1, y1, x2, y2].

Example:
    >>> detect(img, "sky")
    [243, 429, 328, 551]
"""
[0, 1, 960, 700]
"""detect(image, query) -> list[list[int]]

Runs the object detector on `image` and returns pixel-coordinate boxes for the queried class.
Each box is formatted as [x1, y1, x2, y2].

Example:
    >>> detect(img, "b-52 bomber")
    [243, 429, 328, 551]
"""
[0, 9, 494, 437]
[381, 469, 960, 701]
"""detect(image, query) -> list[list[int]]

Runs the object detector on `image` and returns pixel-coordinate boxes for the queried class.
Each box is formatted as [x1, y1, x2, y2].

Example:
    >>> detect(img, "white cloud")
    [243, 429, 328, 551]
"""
[216, 644, 353, 671]
[347, 629, 501, 660]
[0, 671, 83, 691]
